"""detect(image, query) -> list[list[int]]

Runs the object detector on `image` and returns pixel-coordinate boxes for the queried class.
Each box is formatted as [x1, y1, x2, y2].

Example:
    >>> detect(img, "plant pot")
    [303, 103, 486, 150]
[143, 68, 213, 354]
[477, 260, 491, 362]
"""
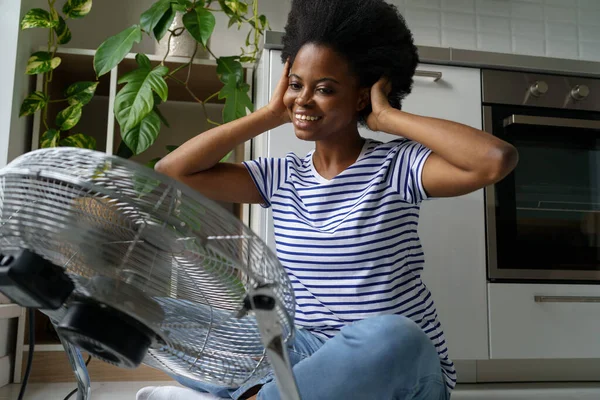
[154, 12, 210, 59]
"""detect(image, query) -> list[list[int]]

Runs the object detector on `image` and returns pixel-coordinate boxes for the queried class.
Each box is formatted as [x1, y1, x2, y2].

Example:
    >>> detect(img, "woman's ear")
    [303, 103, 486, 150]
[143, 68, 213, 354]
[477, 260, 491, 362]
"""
[357, 87, 371, 112]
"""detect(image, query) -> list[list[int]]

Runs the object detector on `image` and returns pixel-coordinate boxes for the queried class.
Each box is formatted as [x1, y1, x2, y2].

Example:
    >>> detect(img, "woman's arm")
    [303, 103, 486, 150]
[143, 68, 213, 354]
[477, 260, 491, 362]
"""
[367, 78, 518, 198]
[155, 62, 291, 203]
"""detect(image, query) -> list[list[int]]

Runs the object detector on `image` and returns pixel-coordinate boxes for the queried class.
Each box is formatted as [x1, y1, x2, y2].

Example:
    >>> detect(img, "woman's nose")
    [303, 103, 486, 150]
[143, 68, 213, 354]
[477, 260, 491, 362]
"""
[295, 89, 312, 106]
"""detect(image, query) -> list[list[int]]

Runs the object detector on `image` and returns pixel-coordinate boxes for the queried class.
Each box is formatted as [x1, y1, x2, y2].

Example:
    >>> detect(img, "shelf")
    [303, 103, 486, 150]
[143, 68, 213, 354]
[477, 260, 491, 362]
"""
[0, 304, 21, 319]
[52, 46, 253, 69]
[49, 47, 252, 103]
[26, 344, 64, 353]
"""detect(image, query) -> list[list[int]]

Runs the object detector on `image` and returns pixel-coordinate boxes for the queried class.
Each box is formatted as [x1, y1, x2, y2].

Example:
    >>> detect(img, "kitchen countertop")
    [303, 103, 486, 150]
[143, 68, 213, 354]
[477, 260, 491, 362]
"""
[264, 30, 600, 79]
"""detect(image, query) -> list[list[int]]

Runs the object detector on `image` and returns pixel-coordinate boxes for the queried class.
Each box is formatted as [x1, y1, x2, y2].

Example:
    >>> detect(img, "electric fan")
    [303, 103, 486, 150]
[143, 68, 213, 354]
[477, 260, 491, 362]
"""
[0, 147, 301, 400]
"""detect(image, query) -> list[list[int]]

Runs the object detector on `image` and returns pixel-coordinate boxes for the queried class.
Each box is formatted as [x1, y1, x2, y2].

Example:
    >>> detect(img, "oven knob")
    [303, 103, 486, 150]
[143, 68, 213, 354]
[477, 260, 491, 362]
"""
[570, 84, 590, 101]
[529, 81, 548, 97]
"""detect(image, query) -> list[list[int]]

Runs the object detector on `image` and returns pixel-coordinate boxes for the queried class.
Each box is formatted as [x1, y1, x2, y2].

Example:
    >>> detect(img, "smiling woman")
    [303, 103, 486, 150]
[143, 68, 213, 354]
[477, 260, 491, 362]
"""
[154, 0, 517, 399]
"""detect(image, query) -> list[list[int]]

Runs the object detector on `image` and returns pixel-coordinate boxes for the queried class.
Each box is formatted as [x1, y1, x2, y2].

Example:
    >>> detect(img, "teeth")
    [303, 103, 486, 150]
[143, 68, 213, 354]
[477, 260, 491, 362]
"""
[295, 114, 320, 121]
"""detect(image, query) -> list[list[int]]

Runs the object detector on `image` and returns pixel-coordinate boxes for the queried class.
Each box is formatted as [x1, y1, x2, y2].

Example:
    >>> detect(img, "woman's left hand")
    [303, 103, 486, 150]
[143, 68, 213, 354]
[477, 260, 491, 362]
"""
[366, 76, 393, 132]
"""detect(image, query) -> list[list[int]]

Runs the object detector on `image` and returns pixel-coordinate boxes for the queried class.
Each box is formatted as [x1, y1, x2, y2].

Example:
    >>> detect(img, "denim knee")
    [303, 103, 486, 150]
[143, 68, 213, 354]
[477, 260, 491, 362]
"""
[353, 314, 436, 369]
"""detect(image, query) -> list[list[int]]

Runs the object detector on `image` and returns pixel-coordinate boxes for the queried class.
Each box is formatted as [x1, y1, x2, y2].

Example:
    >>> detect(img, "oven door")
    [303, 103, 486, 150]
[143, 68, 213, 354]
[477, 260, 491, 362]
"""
[484, 105, 600, 281]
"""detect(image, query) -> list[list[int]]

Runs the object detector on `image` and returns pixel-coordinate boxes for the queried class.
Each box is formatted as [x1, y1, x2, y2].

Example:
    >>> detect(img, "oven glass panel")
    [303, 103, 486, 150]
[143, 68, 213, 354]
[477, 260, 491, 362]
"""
[493, 110, 600, 272]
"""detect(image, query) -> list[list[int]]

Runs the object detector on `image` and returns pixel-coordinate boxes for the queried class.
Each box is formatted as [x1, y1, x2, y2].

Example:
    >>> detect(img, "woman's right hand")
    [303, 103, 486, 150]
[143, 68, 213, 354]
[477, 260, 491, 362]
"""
[265, 59, 291, 125]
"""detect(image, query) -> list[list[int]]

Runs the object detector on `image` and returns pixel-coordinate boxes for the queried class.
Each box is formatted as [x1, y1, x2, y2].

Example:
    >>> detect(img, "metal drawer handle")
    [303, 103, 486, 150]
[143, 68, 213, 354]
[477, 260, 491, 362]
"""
[415, 70, 442, 82]
[534, 295, 600, 303]
[504, 115, 600, 130]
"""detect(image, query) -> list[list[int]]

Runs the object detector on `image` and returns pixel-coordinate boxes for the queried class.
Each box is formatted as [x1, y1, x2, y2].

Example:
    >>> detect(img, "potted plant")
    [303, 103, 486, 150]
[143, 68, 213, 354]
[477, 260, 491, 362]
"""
[19, 0, 98, 150]
[94, 0, 269, 163]
[19, 0, 269, 164]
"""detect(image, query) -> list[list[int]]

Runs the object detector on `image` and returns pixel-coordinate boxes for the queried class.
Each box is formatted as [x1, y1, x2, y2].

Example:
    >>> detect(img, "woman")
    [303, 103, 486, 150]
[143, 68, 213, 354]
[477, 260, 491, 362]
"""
[148, 0, 518, 399]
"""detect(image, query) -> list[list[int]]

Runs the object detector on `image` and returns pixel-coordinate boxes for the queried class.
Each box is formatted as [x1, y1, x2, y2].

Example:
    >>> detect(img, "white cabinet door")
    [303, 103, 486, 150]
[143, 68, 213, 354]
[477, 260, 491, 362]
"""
[489, 284, 600, 359]
[404, 65, 488, 360]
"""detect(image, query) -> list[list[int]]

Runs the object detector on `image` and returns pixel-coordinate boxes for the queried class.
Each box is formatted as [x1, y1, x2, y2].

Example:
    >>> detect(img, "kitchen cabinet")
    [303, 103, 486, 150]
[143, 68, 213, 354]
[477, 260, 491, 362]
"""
[251, 50, 489, 360]
[489, 283, 600, 359]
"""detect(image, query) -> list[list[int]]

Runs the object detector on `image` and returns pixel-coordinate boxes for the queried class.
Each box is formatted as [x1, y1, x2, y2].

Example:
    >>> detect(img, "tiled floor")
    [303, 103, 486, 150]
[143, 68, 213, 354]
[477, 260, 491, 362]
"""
[2, 382, 600, 399]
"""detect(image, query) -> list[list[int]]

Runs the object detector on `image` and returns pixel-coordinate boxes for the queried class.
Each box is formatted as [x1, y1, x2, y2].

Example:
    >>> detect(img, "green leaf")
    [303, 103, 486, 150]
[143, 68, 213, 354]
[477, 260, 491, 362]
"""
[115, 60, 169, 132]
[135, 53, 152, 70]
[21, 8, 56, 29]
[56, 103, 83, 130]
[146, 157, 162, 169]
[166, 145, 178, 153]
[218, 75, 253, 123]
[65, 81, 98, 106]
[54, 16, 72, 44]
[221, 150, 232, 162]
[63, 0, 93, 19]
[216, 56, 243, 85]
[154, 104, 170, 127]
[19, 91, 48, 117]
[60, 133, 96, 149]
[94, 25, 142, 77]
[26, 52, 61, 75]
[116, 141, 134, 159]
[182, 8, 215, 47]
[151, 92, 170, 127]
[40, 129, 60, 148]
[225, 0, 247, 15]
[153, 4, 176, 41]
[133, 173, 161, 197]
[217, 0, 234, 15]
[176, 0, 194, 6]
[140, 0, 171, 35]
[259, 15, 268, 29]
[122, 110, 161, 155]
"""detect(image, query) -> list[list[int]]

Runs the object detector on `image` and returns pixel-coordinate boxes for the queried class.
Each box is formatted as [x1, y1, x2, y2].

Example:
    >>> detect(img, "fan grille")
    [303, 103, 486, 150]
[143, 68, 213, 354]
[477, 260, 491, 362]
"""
[0, 148, 295, 387]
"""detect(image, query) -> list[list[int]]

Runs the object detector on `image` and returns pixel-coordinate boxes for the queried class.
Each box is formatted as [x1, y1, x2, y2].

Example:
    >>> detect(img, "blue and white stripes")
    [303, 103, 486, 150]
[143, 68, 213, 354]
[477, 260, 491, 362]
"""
[244, 138, 456, 391]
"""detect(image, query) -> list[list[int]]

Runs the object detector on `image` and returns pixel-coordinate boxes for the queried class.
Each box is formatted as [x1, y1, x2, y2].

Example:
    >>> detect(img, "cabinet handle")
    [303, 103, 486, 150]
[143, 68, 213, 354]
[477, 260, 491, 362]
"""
[504, 115, 600, 130]
[415, 70, 442, 82]
[534, 295, 600, 303]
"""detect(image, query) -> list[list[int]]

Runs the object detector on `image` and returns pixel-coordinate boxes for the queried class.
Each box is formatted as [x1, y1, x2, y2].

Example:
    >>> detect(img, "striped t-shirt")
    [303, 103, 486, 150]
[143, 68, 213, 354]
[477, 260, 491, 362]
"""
[243, 138, 456, 391]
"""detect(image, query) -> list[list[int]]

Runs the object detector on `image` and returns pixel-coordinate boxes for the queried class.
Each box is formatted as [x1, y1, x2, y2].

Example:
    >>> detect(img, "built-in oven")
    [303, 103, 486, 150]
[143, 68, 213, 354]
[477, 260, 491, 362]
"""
[483, 69, 600, 282]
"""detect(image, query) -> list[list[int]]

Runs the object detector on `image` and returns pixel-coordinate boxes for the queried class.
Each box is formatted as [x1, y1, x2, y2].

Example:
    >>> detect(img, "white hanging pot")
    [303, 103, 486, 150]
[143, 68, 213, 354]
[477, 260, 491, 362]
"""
[154, 12, 210, 59]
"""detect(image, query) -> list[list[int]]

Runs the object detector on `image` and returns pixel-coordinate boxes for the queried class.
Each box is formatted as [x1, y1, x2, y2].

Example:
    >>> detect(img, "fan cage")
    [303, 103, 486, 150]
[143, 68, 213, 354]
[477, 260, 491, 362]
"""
[0, 148, 295, 387]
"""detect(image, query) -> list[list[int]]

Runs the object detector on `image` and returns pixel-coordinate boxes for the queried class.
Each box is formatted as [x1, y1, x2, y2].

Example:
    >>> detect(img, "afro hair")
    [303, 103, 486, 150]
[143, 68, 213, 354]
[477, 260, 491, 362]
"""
[281, 0, 419, 126]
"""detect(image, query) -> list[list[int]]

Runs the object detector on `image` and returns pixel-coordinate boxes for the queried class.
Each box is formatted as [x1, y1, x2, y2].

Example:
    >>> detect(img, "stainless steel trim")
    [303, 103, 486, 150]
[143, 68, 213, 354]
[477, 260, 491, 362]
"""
[503, 115, 600, 130]
[534, 296, 600, 303]
[415, 70, 442, 81]
[483, 106, 499, 282]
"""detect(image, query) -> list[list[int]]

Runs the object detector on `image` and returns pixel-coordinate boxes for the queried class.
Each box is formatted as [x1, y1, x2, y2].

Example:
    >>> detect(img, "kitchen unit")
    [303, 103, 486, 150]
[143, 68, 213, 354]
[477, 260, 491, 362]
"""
[251, 32, 600, 383]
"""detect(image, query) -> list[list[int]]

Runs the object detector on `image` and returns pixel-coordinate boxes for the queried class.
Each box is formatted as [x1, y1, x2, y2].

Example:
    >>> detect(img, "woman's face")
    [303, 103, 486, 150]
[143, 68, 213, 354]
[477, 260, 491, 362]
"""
[283, 43, 369, 142]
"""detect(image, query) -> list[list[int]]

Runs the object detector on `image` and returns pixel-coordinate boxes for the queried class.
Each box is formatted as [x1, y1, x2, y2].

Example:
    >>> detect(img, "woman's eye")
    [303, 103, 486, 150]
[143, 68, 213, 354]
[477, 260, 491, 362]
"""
[317, 87, 333, 95]
[289, 83, 302, 90]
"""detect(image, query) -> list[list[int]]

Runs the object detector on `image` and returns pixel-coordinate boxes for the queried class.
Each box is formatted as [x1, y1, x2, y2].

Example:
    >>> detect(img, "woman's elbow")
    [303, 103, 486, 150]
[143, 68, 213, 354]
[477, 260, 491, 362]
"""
[485, 143, 519, 183]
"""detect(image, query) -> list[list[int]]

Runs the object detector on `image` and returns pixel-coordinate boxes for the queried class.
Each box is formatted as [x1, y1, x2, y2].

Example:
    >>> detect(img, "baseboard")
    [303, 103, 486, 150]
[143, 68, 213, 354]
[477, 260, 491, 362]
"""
[22, 351, 172, 383]
[476, 359, 600, 382]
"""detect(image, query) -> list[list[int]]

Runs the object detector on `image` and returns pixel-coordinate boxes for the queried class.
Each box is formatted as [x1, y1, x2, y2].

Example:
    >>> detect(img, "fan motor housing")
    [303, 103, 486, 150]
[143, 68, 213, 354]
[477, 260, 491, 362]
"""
[0, 249, 74, 310]
[57, 300, 154, 369]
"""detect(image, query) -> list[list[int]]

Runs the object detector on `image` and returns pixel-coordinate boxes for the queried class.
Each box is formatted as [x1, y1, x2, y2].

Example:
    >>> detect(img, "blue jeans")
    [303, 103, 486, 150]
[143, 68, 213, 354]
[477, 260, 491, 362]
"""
[174, 314, 450, 400]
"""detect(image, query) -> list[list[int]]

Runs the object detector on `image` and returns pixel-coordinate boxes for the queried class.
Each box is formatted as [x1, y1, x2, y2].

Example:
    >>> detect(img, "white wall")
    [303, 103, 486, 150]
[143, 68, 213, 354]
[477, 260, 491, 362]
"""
[397, 0, 600, 61]
[33, 1, 600, 65]
[0, 0, 22, 168]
